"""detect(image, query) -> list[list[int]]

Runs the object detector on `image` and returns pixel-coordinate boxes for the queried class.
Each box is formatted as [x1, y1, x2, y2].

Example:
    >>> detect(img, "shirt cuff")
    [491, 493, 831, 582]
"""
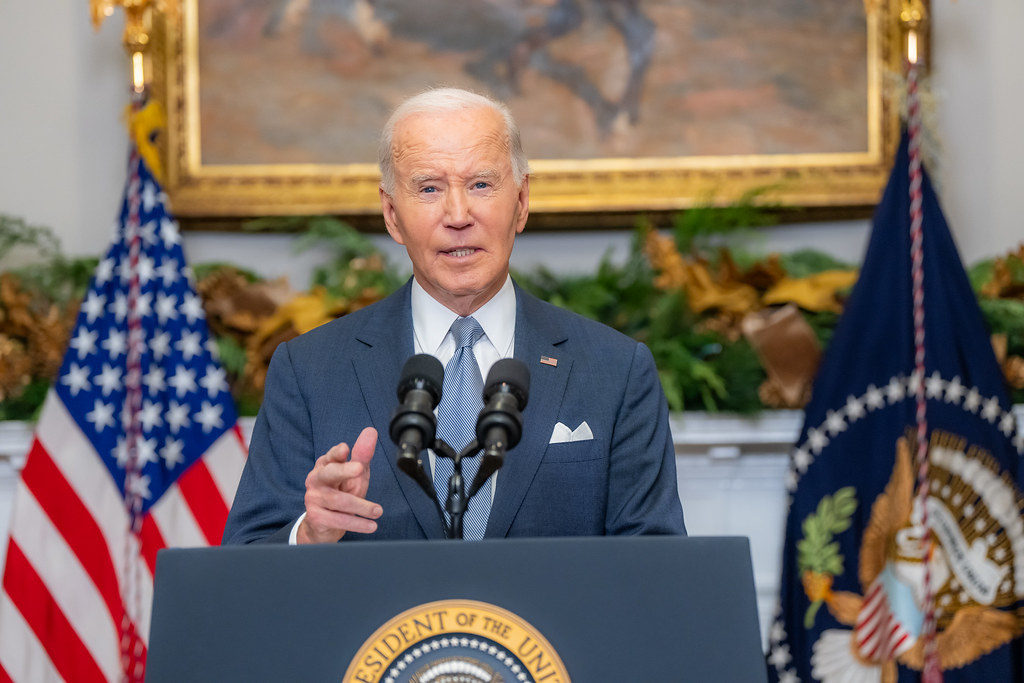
[288, 512, 307, 545]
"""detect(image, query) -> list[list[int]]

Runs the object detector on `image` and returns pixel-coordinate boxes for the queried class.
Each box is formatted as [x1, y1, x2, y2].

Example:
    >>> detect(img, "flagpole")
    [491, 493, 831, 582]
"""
[120, 101, 145, 683]
[903, 1, 942, 680]
[91, 4, 180, 682]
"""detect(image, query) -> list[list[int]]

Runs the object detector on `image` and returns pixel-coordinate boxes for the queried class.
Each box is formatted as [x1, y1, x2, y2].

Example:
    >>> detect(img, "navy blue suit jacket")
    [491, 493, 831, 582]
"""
[222, 280, 685, 543]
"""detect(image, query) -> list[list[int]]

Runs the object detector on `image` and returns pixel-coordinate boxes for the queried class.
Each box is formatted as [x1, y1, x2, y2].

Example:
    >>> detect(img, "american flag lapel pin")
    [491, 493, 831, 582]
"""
[540, 356, 558, 367]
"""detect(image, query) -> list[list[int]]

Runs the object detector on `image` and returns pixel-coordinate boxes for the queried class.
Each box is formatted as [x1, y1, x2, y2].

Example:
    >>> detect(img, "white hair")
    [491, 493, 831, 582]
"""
[378, 87, 530, 196]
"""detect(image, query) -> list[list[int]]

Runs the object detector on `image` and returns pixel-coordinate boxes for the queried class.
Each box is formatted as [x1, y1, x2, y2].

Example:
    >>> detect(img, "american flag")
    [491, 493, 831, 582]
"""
[0, 146, 247, 682]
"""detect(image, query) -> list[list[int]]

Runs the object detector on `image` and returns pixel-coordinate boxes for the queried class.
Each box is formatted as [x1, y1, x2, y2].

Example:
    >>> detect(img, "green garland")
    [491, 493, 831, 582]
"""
[1, 212, 1022, 420]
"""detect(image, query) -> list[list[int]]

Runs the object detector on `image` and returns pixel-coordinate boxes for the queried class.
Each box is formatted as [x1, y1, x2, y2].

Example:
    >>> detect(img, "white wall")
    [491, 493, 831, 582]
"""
[1, 1, 1020, 285]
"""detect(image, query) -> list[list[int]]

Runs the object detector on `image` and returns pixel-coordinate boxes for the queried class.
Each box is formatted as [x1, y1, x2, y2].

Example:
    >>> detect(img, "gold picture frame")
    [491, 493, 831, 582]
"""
[153, 0, 921, 225]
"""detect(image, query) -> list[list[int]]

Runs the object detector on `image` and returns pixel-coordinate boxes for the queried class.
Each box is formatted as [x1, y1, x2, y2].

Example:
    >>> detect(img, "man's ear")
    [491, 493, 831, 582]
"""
[514, 175, 530, 235]
[379, 187, 405, 245]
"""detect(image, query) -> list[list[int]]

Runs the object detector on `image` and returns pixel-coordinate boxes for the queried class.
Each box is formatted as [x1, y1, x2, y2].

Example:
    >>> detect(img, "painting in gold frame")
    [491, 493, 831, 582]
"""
[153, 0, 919, 223]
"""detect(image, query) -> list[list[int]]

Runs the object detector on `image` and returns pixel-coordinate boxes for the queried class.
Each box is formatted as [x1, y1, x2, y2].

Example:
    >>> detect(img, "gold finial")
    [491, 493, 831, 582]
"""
[90, 0, 179, 93]
[900, 0, 929, 66]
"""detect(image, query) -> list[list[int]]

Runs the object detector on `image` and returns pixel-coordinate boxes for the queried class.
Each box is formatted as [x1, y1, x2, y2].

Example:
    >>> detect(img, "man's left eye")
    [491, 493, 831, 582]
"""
[472, 182, 490, 190]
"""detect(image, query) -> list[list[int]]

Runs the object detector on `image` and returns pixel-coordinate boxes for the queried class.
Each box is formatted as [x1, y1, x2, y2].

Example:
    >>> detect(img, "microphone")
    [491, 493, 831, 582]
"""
[469, 358, 530, 496]
[390, 354, 444, 492]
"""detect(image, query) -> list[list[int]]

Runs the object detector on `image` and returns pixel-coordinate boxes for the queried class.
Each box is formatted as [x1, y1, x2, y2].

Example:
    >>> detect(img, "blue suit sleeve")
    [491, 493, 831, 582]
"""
[605, 342, 687, 535]
[222, 343, 313, 544]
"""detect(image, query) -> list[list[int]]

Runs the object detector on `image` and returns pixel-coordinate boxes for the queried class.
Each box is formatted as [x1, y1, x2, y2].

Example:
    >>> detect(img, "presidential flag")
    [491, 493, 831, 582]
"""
[0, 146, 247, 682]
[766, 130, 1024, 683]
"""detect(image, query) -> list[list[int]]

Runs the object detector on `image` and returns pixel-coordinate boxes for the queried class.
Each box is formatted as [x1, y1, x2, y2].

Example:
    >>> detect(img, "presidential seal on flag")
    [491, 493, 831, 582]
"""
[802, 428, 1024, 682]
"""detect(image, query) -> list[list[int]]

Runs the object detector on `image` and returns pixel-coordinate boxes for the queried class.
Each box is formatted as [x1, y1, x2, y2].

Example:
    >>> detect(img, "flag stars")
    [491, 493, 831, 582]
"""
[157, 257, 179, 287]
[136, 254, 155, 285]
[180, 292, 205, 324]
[176, 331, 203, 361]
[944, 375, 966, 404]
[69, 327, 99, 359]
[138, 400, 163, 431]
[142, 181, 157, 212]
[142, 365, 166, 395]
[135, 291, 153, 318]
[999, 412, 1015, 437]
[160, 438, 185, 469]
[885, 376, 906, 403]
[95, 363, 124, 396]
[166, 400, 191, 433]
[964, 387, 982, 413]
[117, 256, 133, 284]
[139, 219, 158, 246]
[109, 292, 129, 322]
[792, 447, 812, 474]
[864, 384, 885, 411]
[824, 409, 847, 436]
[150, 331, 172, 361]
[61, 363, 92, 396]
[195, 401, 224, 433]
[86, 399, 116, 432]
[160, 217, 181, 248]
[982, 397, 1002, 423]
[101, 329, 128, 359]
[925, 371, 945, 399]
[845, 394, 866, 421]
[81, 291, 107, 323]
[95, 257, 116, 285]
[199, 365, 229, 397]
[126, 472, 152, 500]
[767, 643, 791, 669]
[168, 365, 197, 397]
[155, 292, 179, 324]
[807, 427, 829, 454]
[137, 437, 159, 466]
[114, 436, 129, 468]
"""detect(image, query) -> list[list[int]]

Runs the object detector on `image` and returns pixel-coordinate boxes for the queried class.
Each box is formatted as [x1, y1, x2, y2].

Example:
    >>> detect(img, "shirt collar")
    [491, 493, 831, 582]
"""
[411, 276, 516, 357]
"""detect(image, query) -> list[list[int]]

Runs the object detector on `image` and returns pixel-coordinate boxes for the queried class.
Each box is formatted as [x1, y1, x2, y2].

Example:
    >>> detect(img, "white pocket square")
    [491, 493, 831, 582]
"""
[549, 421, 594, 444]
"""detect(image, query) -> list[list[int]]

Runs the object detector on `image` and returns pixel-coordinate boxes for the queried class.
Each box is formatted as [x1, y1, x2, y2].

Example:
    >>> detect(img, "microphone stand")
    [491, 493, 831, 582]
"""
[432, 438, 495, 540]
[399, 436, 499, 540]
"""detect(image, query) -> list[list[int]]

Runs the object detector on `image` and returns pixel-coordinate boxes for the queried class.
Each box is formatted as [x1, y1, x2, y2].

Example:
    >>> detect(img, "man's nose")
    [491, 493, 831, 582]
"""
[444, 190, 472, 228]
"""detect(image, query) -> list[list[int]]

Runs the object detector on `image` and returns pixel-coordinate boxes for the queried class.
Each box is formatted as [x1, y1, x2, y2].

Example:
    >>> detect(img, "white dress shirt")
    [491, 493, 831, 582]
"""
[288, 276, 517, 543]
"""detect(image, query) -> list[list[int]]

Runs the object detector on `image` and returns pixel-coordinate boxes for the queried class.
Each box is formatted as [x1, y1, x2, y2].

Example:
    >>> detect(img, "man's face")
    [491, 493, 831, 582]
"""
[380, 106, 529, 316]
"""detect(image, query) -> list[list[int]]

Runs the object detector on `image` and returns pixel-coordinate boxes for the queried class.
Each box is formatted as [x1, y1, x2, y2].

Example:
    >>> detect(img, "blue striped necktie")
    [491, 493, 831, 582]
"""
[434, 316, 490, 540]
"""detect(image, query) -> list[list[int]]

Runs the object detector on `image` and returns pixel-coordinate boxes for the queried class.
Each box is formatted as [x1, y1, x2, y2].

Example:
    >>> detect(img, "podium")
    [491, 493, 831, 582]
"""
[146, 536, 766, 682]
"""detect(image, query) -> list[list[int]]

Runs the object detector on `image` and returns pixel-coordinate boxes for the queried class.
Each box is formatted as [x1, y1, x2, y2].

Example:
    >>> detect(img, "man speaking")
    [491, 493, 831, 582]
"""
[222, 88, 686, 544]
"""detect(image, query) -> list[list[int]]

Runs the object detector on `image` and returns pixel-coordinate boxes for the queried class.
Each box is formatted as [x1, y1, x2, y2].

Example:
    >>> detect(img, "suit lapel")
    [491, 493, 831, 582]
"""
[351, 280, 447, 539]
[486, 286, 571, 538]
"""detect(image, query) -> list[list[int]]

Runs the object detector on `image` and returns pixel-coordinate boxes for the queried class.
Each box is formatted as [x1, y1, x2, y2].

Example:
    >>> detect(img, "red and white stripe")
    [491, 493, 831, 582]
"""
[0, 392, 246, 682]
[854, 578, 915, 663]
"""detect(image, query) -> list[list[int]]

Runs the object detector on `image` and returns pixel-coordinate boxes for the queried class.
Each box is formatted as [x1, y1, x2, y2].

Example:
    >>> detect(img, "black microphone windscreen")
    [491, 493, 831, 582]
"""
[484, 358, 530, 406]
[397, 354, 444, 404]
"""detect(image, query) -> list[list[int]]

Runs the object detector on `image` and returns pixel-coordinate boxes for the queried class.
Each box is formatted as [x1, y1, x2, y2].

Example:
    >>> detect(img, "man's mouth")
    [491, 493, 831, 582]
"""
[445, 248, 476, 257]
